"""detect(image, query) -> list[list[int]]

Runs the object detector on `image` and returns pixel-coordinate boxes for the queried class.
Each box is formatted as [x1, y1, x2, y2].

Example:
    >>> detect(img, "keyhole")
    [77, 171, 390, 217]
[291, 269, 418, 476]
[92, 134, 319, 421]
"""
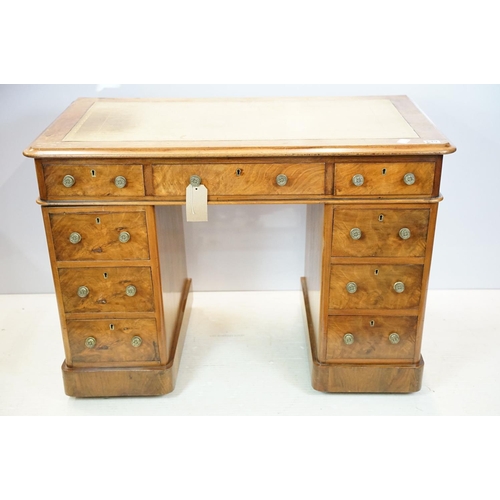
[370, 320, 375, 327]
[103, 272, 108, 279]
[96, 217, 101, 224]
[374, 269, 379, 276]
[91, 169, 96, 177]
[236, 169, 242, 176]
[378, 214, 384, 222]
[382, 168, 387, 175]
[109, 324, 114, 330]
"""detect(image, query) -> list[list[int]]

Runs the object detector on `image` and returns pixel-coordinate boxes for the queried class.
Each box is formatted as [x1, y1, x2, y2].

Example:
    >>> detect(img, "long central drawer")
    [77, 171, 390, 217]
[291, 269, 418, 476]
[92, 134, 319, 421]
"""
[152, 163, 326, 196]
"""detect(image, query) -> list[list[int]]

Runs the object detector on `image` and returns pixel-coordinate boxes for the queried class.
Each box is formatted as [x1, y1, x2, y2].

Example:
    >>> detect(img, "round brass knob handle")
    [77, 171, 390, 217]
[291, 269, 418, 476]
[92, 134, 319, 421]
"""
[350, 228, 362, 240]
[399, 228, 411, 240]
[190, 175, 202, 187]
[352, 174, 364, 186]
[85, 336, 96, 349]
[276, 174, 288, 186]
[119, 231, 131, 243]
[114, 175, 127, 188]
[62, 175, 75, 188]
[131, 336, 142, 348]
[403, 172, 415, 185]
[77, 286, 89, 298]
[125, 285, 137, 297]
[343, 333, 355, 345]
[393, 281, 405, 293]
[346, 282, 357, 294]
[69, 232, 82, 244]
[389, 333, 400, 344]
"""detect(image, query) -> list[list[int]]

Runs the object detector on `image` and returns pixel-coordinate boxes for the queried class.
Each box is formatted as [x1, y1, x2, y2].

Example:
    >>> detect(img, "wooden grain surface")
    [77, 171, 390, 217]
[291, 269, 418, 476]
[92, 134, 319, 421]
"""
[67, 318, 160, 367]
[152, 163, 326, 196]
[58, 267, 155, 314]
[325, 315, 417, 362]
[49, 208, 150, 261]
[154, 206, 189, 363]
[334, 161, 435, 196]
[332, 207, 430, 257]
[329, 264, 423, 310]
[43, 163, 145, 198]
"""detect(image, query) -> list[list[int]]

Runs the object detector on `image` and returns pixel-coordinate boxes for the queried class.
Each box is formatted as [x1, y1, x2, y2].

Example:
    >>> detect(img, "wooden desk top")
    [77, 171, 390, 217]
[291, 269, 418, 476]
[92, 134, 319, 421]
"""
[24, 96, 455, 159]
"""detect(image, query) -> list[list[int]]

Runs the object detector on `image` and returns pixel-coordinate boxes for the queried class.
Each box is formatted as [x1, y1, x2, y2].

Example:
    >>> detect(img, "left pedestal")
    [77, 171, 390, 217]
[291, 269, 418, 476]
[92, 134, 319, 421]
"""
[41, 204, 191, 397]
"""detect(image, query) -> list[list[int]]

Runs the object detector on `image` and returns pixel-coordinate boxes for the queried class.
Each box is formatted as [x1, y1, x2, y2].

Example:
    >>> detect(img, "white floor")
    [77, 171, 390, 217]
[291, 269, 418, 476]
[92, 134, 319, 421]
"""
[0, 290, 499, 415]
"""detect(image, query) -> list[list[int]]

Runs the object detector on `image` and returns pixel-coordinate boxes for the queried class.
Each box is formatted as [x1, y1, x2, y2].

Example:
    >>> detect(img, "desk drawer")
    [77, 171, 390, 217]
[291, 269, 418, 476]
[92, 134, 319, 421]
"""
[59, 267, 155, 314]
[326, 315, 417, 362]
[43, 163, 145, 198]
[334, 162, 435, 196]
[49, 209, 150, 261]
[332, 208, 430, 257]
[329, 264, 423, 310]
[67, 318, 160, 366]
[152, 163, 326, 196]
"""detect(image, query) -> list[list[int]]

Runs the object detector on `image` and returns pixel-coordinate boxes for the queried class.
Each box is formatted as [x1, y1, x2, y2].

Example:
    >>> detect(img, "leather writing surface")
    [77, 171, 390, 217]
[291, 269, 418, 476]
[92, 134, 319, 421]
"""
[64, 98, 419, 143]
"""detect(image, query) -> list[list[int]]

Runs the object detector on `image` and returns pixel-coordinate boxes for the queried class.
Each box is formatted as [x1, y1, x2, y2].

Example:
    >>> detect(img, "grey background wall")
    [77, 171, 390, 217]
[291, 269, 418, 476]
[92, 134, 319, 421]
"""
[1, 84, 499, 293]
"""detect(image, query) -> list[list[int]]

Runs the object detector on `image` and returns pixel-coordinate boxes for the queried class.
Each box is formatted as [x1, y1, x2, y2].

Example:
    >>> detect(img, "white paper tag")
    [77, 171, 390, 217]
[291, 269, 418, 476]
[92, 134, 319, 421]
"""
[186, 184, 208, 222]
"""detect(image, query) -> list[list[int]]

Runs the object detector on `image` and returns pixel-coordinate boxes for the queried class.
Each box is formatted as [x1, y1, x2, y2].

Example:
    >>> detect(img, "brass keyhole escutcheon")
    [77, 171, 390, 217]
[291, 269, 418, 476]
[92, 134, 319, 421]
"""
[236, 169, 243, 176]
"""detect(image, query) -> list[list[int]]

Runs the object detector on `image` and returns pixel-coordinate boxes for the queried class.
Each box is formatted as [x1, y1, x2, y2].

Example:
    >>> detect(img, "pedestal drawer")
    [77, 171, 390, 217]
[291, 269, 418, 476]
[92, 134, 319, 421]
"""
[332, 208, 430, 257]
[49, 209, 150, 261]
[334, 162, 435, 196]
[152, 162, 326, 196]
[43, 163, 145, 198]
[67, 318, 160, 367]
[326, 315, 417, 362]
[329, 264, 423, 310]
[58, 267, 155, 314]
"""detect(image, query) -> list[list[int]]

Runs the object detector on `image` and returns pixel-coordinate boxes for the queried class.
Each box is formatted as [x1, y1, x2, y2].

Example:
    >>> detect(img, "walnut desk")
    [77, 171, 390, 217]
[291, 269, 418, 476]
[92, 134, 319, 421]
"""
[24, 96, 455, 397]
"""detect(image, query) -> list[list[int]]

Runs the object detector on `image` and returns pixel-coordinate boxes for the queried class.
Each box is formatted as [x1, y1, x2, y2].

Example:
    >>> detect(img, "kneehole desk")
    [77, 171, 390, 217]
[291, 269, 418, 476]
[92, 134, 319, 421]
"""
[24, 96, 455, 397]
